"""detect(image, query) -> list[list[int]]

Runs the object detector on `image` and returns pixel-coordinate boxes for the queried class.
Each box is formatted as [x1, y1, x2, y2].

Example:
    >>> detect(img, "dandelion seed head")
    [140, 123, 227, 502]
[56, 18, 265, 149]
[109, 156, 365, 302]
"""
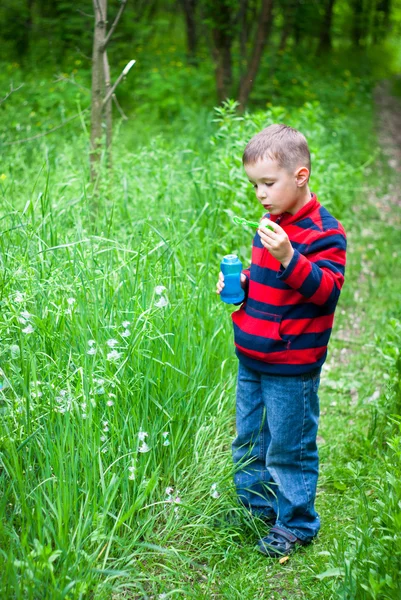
[155, 285, 167, 295]
[106, 339, 118, 348]
[67, 297, 76, 305]
[154, 296, 168, 308]
[122, 320, 131, 328]
[107, 350, 121, 361]
[87, 348, 97, 355]
[138, 442, 150, 453]
[88, 339, 96, 347]
[121, 329, 130, 337]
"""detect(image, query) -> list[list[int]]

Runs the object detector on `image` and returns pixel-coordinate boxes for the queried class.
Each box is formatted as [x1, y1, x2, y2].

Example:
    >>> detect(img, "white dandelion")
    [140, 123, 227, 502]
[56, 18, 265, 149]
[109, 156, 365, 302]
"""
[122, 320, 131, 328]
[138, 431, 148, 441]
[22, 324, 34, 334]
[88, 340, 96, 347]
[138, 442, 150, 453]
[106, 339, 118, 348]
[107, 350, 121, 361]
[155, 285, 167, 295]
[155, 296, 168, 308]
[67, 297, 76, 305]
[210, 483, 220, 499]
[121, 329, 130, 338]
[87, 347, 97, 355]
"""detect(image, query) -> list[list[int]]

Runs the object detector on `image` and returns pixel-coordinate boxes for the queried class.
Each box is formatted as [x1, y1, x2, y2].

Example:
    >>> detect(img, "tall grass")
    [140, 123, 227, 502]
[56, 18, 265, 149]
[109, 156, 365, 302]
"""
[0, 80, 379, 597]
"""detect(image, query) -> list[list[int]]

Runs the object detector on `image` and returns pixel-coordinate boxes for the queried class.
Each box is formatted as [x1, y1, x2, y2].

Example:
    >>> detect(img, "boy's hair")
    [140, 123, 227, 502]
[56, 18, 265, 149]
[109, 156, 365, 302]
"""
[242, 124, 311, 176]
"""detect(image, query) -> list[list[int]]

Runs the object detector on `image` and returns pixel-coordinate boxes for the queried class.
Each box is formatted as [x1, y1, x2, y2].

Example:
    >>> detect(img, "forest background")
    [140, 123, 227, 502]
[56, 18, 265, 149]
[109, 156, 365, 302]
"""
[1, 1, 401, 598]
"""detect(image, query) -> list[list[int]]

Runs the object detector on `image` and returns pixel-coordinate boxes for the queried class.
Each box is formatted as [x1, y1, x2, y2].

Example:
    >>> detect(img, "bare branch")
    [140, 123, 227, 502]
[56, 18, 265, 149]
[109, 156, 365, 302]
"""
[102, 0, 128, 50]
[1, 107, 90, 146]
[102, 59, 135, 106]
[0, 83, 24, 106]
[112, 94, 128, 120]
[76, 9, 94, 19]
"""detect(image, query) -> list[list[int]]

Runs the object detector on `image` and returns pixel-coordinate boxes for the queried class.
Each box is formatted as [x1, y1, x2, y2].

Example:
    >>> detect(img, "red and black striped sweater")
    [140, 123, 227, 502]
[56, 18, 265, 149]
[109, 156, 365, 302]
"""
[232, 193, 347, 375]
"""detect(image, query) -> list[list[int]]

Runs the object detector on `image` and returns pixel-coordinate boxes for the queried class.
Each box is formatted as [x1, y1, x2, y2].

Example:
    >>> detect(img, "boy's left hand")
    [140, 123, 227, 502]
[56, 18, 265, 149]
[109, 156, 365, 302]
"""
[258, 219, 294, 268]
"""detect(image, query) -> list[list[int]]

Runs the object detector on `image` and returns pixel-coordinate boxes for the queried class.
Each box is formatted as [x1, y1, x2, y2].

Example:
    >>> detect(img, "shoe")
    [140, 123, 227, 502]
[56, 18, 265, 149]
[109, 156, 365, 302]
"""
[213, 508, 276, 529]
[257, 525, 309, 557]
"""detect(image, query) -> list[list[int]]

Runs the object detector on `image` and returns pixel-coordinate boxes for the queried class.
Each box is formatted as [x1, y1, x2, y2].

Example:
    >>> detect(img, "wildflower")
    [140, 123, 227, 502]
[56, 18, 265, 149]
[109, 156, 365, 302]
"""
[138, 431, 148, 441]
[129, 472, 135, 480]
[88, 340, 96, 347]
[100, 435, 107, 442]
[163, 438, 170, 446]
[210, 483, 220, 499]
[138, 442, 150, 453]
[101, 447, 108, 453]
[107, 350, 121, 361]
[122, 320, 131, 328]
[14, 292, 24, 303]
[20, 310, 31, 320]
[128, 466, 136, 480]
[81, 403, 87, 410]
[67, 298, 76, 305]
[165, 486, 174, 496]
[155, 296, 168, 308]
[87, 347, 97, 355]
[82, 413, 87, 419]
[10, 344, 20, 358]
[106, 339, 118, 348]
[121, 329, 130, 338]
[95, 386, 105, 395]
[22, 324, 34, 334]
[106, 400, 114, 407]
[155, 285, 166, 295]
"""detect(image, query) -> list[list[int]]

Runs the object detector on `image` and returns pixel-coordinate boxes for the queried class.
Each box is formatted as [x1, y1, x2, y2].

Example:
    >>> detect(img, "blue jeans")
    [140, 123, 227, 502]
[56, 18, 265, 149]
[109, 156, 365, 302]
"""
[232, 362, 321, 542]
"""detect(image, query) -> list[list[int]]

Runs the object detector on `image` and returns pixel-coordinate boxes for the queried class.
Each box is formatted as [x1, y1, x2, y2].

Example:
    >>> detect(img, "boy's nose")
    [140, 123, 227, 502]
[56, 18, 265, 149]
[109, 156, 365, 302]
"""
[256, 186, 267, 200]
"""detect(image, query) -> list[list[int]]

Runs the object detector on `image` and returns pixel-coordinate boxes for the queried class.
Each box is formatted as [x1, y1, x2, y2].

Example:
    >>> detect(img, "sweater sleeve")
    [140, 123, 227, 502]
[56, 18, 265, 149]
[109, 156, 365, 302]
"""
[277, 229, 347, 306]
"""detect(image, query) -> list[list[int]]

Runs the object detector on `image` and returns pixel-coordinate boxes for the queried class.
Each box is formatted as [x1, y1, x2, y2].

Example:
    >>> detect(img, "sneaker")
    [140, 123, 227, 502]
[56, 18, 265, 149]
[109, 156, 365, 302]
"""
[257, 525, 309, 557]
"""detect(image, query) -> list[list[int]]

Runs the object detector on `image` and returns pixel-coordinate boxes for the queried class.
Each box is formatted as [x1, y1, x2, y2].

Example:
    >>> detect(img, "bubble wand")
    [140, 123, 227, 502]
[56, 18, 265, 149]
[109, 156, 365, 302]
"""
[233, 216, 275, 232]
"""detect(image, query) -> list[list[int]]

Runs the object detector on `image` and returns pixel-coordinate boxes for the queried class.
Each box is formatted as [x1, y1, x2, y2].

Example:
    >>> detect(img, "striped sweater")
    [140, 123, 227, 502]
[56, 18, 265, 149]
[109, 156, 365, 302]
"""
[232, 193, 347, 375]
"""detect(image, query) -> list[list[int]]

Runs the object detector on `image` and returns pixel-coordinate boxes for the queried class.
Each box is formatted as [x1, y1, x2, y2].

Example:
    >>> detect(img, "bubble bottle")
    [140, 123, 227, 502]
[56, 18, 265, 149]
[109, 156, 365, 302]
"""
[220, 254, 245, 304]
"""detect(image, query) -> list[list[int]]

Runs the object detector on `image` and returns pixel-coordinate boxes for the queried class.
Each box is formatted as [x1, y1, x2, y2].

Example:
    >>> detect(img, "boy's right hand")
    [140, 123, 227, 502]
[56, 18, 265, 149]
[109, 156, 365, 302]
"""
[216, 272, 247, 294]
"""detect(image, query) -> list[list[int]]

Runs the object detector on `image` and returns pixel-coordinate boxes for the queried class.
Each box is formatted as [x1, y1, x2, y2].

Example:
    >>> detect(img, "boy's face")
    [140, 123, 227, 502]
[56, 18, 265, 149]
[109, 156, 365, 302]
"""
[244, 156, 310, 216]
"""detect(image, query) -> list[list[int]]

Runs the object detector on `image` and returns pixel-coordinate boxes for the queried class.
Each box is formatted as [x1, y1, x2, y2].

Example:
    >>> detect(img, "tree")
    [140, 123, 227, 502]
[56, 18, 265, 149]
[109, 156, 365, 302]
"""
[237, 0, 274, 110]
[90, 0, 134, 179]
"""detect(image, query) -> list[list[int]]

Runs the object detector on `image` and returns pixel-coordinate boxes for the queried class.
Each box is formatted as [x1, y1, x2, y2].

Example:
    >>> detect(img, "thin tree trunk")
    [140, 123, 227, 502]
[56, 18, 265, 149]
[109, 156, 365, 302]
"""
[318, 0, 336, 53]
[180, 0, 198, 64]
[238, 0, 249, 79]
[237, 0, 274, 110]
[90, 0, 107, 179]
[103, 51, 112, 165]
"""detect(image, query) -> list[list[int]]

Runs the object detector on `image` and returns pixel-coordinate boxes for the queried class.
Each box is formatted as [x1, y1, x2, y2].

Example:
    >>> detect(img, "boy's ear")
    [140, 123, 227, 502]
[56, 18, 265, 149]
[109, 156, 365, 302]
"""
[295, 166, 309, 187]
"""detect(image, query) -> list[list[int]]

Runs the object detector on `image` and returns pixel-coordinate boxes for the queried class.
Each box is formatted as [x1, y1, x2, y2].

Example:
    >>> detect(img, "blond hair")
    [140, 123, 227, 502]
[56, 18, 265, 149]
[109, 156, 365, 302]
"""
[242, 124, 311, 175]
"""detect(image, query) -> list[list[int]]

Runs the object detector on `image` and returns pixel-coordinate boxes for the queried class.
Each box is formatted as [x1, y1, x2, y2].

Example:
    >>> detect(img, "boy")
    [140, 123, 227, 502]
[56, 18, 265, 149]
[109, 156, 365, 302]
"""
[216, 124, 346, 558]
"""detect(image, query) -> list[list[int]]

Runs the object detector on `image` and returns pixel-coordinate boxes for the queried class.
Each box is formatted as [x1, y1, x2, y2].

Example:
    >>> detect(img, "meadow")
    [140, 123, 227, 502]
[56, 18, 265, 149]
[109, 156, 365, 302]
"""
[1, 44, 401, 598]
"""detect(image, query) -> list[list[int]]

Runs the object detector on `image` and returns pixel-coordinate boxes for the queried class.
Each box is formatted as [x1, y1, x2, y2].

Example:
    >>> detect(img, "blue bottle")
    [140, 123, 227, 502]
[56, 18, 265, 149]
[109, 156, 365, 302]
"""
[220, 254, 245, 304]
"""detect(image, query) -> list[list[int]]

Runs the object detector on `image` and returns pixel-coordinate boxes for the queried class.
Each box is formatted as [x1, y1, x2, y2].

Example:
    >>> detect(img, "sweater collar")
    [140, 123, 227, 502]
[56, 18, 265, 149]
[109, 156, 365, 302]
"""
[270, 193, 319, 226]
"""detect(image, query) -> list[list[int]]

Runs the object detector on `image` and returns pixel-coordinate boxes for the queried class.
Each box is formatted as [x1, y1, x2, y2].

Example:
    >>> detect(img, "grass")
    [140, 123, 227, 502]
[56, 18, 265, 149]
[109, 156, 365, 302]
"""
[0, 59, 401, 598]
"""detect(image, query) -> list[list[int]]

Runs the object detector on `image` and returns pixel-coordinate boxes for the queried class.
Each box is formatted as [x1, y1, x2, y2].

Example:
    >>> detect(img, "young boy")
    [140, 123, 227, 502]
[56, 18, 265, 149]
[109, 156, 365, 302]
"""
[216, 124, 346, 558]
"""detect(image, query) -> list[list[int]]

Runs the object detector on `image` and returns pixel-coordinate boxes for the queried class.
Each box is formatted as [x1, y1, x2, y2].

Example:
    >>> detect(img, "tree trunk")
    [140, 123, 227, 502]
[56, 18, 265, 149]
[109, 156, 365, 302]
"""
[180, 0, 198, 64]
[317, 0, 336, 53]
[237, 0, 274, 110]
[238, 0, 249, 79]
[103, 52, 113, 166]
[90, 0, 107, 179]
[352, 0, 365, 46]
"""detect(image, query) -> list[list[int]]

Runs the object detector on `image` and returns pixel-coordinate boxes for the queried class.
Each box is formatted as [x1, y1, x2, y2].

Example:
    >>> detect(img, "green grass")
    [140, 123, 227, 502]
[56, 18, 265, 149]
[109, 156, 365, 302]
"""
[1, 58, 401, 598]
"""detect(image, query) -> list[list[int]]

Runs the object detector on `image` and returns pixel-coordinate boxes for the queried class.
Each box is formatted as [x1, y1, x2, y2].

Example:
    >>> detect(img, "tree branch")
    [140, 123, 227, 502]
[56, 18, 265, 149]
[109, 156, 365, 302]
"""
[1, 107, 90, 146]
[102, 59, 135, 106]
[102, 0, 128, 50]
[0, 83, 24, 106]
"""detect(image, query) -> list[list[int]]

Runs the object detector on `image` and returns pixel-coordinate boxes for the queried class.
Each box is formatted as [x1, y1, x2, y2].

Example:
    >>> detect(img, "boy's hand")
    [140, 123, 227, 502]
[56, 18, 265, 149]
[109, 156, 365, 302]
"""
[216, 271, 247, 294]
[258, 219, 294, 268]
